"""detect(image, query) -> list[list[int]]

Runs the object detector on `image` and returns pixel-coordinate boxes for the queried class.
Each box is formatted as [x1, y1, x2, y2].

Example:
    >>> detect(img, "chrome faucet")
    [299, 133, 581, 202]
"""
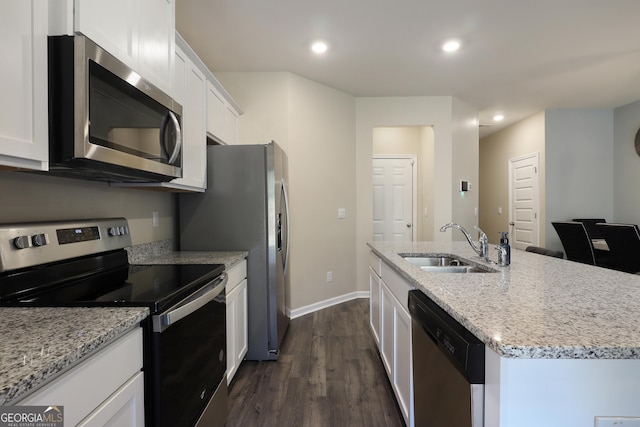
[440, 223, 489, 262]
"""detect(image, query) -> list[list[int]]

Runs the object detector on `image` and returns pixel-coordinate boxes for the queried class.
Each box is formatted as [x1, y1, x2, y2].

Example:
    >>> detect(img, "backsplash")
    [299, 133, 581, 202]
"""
[126, 239, 174, 264]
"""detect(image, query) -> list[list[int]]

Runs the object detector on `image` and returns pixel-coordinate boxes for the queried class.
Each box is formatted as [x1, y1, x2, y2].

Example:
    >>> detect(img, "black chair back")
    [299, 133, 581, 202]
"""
[572, 218, 607, 240]
[525, 246, 564, 259]
[596, 223, 640, 273]
[551, 221, 596, 265]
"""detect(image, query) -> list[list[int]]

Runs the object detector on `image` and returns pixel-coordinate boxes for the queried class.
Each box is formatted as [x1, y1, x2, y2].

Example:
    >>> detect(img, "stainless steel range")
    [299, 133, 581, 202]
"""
[0, 218, 228, 427]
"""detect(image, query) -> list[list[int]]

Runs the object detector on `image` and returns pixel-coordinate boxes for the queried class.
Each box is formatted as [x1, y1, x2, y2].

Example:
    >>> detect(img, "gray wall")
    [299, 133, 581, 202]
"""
[613, 100, 640, 224]
[544, 109, 614, 252]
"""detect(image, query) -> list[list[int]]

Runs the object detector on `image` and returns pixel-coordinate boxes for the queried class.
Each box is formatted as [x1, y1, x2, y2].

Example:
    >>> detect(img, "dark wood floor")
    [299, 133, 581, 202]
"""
[226, 298, 405, 427]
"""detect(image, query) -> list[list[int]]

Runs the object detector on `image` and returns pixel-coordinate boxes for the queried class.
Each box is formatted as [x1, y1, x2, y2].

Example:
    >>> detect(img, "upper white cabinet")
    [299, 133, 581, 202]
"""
[137, 0, 175, 91]
[0, 0, 49, 171]
[168, 42, 207, 191]
[207, 80, 241, 145]
[55, 0, 175, 94]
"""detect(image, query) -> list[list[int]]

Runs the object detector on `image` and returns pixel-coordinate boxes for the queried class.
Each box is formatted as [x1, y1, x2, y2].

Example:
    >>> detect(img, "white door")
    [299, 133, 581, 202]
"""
[509, 153, 540, 250]
[372, 157, 416, 241]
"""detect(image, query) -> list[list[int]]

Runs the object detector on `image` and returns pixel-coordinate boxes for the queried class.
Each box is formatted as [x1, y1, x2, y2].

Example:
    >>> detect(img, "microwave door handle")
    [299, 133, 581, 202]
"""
[152, 273, 227, 333]
[160, 111, 182, 165]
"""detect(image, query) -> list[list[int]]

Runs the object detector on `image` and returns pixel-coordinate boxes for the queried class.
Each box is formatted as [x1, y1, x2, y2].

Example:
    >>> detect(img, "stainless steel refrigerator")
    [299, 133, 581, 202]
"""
[178, 141, 290, 361]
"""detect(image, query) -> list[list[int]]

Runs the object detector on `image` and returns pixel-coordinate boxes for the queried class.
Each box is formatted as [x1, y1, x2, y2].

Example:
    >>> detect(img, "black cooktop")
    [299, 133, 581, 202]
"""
[0, 250, 225, 313]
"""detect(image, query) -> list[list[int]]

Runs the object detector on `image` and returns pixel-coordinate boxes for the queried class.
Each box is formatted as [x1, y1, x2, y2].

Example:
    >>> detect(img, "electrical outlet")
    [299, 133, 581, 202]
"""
[337, 208, 346, 219]
[595, 417, 640, 427]
[326, 271, 333, 283]
[152, 211, 159, 227]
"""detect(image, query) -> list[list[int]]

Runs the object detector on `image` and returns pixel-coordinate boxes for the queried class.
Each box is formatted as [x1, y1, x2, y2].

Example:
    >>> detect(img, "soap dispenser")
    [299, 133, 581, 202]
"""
[499, 231, 511, 266]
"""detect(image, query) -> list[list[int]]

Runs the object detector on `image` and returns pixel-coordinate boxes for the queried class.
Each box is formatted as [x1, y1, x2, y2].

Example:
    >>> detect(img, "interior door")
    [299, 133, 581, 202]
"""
[509, 153, 540, 250]
[372, 157, 416, 241]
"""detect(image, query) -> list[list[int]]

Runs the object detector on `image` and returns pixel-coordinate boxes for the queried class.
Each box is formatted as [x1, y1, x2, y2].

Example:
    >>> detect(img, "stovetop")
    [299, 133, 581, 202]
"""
[0, 218, 225, 313]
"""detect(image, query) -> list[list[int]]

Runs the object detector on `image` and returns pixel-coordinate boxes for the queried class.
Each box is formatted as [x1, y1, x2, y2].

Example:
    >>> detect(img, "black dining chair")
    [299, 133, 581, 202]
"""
[551, 221, 597, 265]
[596, 223, 640, 273]
[572, 218, 607, 240]
[525, 246, 564, 259]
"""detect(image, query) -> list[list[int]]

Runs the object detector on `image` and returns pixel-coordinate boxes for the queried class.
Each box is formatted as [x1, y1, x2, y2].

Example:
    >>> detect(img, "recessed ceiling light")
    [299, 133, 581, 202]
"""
[311, 41, 328, 54]
[442, 39, 461, 53]
[493, 114, 505, 122]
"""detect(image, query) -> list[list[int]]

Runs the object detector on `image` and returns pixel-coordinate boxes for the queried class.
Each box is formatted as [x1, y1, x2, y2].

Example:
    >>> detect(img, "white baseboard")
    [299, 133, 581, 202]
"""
[288, 290, 370, 319]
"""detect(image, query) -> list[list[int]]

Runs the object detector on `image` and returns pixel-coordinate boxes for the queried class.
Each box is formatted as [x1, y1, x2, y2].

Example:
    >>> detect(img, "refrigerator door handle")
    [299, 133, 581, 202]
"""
[281, 178, 290, 275]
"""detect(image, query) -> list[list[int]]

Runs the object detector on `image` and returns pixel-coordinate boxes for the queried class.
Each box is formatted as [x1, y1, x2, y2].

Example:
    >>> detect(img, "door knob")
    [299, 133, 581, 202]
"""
[406, 223, 412, 228]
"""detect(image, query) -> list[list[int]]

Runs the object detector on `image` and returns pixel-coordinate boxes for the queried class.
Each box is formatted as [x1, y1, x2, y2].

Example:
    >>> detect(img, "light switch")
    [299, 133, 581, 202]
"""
[338, 208, 346, 219]
[498, 207, 502, 215]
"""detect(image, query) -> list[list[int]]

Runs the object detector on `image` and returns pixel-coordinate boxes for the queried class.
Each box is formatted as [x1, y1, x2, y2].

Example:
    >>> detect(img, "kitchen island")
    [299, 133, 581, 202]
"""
[368, 241, 640, 427]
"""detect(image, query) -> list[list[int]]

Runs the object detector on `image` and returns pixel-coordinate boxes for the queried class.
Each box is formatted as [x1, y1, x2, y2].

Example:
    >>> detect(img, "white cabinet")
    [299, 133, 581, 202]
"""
[0, 0, 49, 171]
[369, 251, 414, 427]
[226, 259, 248, 384]
[18, 328, 144, 427]
[169, 43, 207, 190]
[117, 35, 207, 191]
[207, 81, 240, 145]
[60, 0, 175, 94]
[137, 0, 175, 92]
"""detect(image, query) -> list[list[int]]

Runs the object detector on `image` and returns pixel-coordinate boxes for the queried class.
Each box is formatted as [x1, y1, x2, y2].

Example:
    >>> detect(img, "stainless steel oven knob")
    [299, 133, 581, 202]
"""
[13, 236, 30, 249]
[119, 226, 126, 235]
[32, 234, 47, 247]
[108, 227, 120, 236]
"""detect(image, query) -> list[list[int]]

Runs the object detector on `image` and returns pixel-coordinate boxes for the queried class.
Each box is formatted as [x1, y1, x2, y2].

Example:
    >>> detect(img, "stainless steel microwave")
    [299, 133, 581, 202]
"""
[48, 35, 182, 182]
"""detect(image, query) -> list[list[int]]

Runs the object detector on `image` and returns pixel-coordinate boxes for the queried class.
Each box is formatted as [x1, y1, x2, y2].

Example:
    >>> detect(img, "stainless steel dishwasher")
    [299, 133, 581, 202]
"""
[408, 290, 485, 427]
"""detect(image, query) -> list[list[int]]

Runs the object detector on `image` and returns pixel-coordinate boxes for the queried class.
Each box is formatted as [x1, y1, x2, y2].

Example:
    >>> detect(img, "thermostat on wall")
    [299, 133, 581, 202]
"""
[460, 180, 470, 192]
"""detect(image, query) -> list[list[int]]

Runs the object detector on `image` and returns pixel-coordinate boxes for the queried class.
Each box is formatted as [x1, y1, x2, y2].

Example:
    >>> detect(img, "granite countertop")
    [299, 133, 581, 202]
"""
[0, 307, 149, 405]
[369, 240, 640, 360]
[133, 251, 248, 269]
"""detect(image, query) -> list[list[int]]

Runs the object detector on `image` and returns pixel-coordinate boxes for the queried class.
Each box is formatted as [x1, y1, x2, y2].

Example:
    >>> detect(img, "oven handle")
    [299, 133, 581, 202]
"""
[152, 272, 227, 333]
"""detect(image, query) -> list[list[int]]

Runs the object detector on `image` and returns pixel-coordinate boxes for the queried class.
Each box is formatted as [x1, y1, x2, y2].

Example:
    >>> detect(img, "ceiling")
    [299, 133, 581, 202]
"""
[176, 0, 640, 137]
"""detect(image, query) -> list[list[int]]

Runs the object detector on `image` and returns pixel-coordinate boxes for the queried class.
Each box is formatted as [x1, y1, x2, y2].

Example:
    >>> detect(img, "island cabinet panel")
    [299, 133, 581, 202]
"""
[485, 348, 640, 427]
[369, 251, 414, 427]
[18, 328, 144, 427]
[0, 0, 48, 171]
[368, 251, 382, 347]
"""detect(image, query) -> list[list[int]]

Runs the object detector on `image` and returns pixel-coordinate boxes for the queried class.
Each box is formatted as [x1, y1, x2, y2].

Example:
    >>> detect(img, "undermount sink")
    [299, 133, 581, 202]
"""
[400, 254, 497, 273]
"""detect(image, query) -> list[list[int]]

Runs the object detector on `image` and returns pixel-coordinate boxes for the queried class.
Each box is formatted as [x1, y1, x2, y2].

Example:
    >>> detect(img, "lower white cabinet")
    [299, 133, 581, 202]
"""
[226, 259, 248, 384]
[369, 251, 414, 427]
[18, 328, 144, 427]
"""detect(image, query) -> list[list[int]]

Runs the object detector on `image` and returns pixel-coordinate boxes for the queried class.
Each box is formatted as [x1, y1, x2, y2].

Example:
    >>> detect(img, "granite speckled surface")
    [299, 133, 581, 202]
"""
[0, 307, 148, 405]
[133, 250, 248, 270]
[369, 240, 640, 360]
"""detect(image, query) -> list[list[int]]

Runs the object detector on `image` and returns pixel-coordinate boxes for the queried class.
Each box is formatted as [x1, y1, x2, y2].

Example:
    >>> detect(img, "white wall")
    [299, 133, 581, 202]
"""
[372, 126, 434, 240]
[613, 100, 640, 224]
[355, 97, 478, 293]
[216, 71, 357, 312]
[545, 109, 614, 252]
[451, 98, 480, 232]
[479, 112, 546, 245]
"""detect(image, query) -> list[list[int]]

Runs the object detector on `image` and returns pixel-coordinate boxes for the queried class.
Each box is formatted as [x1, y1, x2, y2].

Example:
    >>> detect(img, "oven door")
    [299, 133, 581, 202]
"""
[147, 272, 228, 427]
